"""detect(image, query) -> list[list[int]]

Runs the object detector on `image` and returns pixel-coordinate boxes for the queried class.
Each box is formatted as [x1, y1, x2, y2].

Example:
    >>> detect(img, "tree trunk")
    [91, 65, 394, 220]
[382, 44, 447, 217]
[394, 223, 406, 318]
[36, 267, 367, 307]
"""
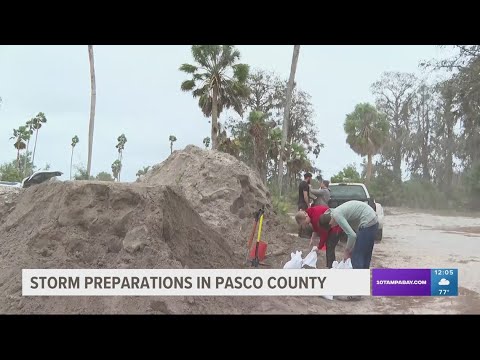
[17, 148, 20, 170]
[253, 135, 266, 183]
[119, 151, 123, 182]
[170, 142, 173, 154]
[87, 45, 96, 178]
[32, 129, 39, 170]
[366, 153, 373, 183]
[278, 45, 300, 194]
[23, 139, 30, 177]
[274, 159, 278, 181]
[393, 144, 402, 182]
[253, 138, 258, 174]
[422, 100, 431, 181]
[445, 121, 454, 189]
[70, 147, 74, 180]
[262, 151, 268, 184]
[422, 156, 430, 181]
[211, 84, 219, 150]
[421, 141, 430, 181]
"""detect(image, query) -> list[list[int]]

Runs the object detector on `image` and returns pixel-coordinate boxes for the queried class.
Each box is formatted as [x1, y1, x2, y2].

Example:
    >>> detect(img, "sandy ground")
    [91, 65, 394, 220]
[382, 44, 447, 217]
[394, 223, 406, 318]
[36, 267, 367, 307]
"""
[248, 207, 480, 314]
[367, 207, 480, 314]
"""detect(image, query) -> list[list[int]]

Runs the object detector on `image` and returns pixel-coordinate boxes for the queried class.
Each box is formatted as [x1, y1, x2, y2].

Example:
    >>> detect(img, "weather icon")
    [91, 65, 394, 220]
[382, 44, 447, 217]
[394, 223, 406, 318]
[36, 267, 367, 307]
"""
[439, 278, 450, 286]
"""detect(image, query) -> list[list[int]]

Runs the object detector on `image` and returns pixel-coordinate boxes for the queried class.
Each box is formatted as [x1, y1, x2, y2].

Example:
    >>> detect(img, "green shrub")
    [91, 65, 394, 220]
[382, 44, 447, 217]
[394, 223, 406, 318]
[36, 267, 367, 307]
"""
[271, 195, 289, 216]
[463, 162, 480, 209]
[401, 180, 448, 209]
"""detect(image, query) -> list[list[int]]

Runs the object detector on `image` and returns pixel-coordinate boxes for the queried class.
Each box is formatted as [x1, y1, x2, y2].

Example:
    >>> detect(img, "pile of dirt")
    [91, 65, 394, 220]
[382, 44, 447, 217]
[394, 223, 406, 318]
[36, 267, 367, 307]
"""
[0, 147, 306, 314]
[0, 181, 258, 314]
[141, 145, 293, 257]
[0, 186, 23, 205]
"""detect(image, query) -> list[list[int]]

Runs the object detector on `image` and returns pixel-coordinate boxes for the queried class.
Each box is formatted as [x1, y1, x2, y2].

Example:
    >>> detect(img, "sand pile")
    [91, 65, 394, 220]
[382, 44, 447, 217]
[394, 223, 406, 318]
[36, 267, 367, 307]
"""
[0, 147, 305, 314]
[0, 181, 256, 314]
[141, 145, 292, 256]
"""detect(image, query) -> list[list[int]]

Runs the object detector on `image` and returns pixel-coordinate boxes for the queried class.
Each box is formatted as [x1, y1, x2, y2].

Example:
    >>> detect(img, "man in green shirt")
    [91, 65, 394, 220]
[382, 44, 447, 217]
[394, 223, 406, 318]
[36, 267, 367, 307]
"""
[319, 200, 378, 269]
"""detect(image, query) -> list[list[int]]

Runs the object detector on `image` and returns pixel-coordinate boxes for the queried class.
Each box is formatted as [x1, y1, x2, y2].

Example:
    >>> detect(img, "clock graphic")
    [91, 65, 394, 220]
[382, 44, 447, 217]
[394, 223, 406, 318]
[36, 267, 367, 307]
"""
[431, 269, 458, 296]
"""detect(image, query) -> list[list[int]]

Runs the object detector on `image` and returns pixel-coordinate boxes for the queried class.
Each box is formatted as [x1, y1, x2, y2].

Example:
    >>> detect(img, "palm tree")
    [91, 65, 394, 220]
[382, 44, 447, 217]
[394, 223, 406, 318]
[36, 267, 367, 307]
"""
[203, 137, 210, 149]
[248, 110, 269, 181]
[115, 134, 127, 181]
[278, 45, 301, 194]
[136, 166, 150, 179]
[268, 127, 282, 177]
[70, 135, 79, 180]
[87, 45, 96, 178]
[111, 160, 122, 182]
[287, 143, 312, 187]
[95, 171, 114, 181]
[23, 119, 34, 176]
[169, 135, 177, 154]
[31, 112, 47, 169]
[10, 126, 28, 169]
[344, 103, 389, 183]
[180, 45, 250, 150]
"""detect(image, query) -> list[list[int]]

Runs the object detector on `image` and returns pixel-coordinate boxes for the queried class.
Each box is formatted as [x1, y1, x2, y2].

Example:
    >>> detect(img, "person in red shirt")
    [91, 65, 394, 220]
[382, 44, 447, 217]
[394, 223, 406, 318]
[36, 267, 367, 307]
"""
[295, 205, 342, 268]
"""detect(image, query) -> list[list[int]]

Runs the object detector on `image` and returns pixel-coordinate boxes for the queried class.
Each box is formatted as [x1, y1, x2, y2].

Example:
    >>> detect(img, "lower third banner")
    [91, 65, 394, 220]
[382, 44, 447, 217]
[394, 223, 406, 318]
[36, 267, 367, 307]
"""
[22, 269, 371, 296]
[371, 268, 458, 296]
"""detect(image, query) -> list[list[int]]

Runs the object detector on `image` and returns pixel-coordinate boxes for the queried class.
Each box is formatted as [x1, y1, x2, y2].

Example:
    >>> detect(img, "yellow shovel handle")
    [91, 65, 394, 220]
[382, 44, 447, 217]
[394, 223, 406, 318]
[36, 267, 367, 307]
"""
[256, 214, 264, 243]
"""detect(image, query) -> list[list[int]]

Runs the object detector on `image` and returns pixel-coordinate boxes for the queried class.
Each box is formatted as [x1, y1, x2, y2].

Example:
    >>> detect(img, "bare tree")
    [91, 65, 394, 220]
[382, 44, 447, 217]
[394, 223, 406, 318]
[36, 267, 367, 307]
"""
[87, 45, 96, 178]
[371, 72, 417, 182]
[278, 45, 300, 193]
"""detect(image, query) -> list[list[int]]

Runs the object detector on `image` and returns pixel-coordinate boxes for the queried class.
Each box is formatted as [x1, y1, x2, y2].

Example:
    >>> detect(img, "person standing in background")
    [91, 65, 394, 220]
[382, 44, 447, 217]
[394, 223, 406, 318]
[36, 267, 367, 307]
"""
[298, 172, 312, 211]
[297, 172, 312, 238]
[310, 180, 331, 207]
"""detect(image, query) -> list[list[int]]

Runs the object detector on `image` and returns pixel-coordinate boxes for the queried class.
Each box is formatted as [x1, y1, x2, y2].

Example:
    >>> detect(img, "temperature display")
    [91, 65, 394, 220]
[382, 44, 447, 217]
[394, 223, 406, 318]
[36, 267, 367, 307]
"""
[431, 269, 458, 296]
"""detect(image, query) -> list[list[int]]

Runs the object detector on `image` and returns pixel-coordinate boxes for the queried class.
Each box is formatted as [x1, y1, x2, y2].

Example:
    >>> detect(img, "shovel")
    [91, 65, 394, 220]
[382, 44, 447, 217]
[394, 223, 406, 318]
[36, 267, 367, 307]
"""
[251, 207, 266, 268]
[245, 209, 260, 261]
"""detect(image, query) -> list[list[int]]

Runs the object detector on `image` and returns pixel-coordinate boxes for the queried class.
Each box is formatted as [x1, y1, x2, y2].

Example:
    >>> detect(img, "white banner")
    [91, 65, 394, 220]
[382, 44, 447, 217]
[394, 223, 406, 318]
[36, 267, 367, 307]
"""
[22, 269, 371, 296]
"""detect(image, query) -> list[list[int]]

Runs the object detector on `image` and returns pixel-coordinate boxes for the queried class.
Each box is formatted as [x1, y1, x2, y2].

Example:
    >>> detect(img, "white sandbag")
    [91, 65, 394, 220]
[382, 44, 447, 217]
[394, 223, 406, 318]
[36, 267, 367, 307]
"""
[302, 246, 318, 268]
[283, 251, 303, 269]
[324, 258, 353, 301]
[332, 258, 353, 269]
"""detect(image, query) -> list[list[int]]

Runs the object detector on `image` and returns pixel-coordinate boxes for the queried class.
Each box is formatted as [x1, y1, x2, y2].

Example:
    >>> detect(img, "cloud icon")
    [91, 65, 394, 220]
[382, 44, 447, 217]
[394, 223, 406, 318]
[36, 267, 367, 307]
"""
[439, 278, 450, 286]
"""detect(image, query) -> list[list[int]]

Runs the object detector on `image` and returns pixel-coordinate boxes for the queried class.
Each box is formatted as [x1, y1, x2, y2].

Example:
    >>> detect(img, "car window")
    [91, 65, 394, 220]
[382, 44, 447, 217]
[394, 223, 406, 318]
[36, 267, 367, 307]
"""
[329, 185, 367, 199]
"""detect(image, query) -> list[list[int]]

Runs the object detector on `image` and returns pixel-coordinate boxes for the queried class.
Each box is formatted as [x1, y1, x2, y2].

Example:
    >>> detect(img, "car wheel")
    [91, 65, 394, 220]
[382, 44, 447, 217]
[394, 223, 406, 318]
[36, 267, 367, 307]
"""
[376, 228, 383, 241]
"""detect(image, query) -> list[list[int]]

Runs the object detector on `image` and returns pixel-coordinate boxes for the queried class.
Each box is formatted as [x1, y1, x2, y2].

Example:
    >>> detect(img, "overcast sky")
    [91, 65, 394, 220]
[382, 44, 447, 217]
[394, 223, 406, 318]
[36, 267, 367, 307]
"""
[0, 45, 447, 182]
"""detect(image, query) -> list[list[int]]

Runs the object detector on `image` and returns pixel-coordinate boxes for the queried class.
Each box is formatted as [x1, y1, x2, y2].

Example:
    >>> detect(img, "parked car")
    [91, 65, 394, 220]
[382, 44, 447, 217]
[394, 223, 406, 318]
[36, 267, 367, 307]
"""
[328, 182, 384, 241]
[0, 181, 22, 188]
[21, 170, 63, 188]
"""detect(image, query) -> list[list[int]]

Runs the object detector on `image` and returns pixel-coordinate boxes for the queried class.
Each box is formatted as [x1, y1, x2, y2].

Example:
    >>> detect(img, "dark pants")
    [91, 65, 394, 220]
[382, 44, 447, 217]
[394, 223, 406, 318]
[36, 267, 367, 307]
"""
[298, 203, 308, 211]
[351, 222, 378, 269]
[326, 232, 340, 268]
